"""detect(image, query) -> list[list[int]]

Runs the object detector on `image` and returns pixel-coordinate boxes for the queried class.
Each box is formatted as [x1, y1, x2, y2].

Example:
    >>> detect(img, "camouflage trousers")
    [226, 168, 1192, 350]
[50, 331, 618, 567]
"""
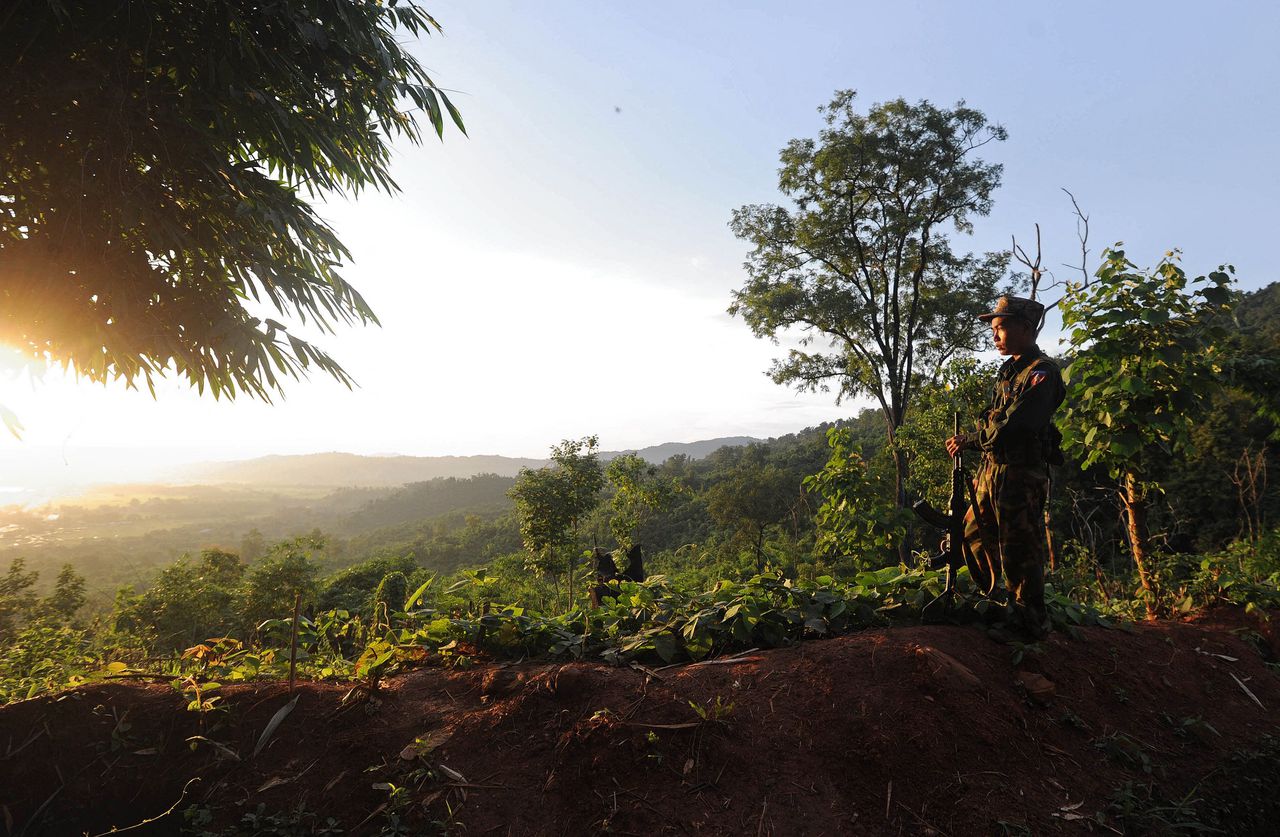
[961, 457, 1049, 630]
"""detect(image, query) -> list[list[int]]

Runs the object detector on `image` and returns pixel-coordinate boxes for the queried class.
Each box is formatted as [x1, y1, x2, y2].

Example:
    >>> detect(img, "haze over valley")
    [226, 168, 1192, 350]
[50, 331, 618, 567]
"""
[0, 432, 774, 598]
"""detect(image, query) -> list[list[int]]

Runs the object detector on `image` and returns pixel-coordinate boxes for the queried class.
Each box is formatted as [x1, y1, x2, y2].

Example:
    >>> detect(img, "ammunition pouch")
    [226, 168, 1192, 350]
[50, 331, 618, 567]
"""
[986, 425, 1064, 467]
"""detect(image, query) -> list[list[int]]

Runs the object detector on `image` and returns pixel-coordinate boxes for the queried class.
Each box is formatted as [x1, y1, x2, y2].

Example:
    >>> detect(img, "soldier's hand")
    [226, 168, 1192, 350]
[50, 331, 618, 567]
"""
[945, 434, 967, 458]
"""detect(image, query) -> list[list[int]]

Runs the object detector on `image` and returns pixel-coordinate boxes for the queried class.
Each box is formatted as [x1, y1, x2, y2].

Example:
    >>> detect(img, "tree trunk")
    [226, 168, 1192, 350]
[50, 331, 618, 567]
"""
[1044, 474, 1057, 573]
[548, 549, 560, 614]
[566, 552, 575, 613]
[883, 417, 912, 565]
[1122, 471, 1157, 619]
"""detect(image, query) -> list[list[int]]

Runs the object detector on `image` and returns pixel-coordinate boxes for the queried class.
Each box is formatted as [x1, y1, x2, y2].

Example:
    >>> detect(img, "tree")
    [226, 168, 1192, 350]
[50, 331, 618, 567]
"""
[240, 529, 268, 563]
[508, 437, 604, 611]
[241, 536, 324, 632]
[40, 564, 86, 622]
[705, 462, 795, 571]
[0, 558, 39, 639]
[319, 554, 418, 615]
[729, 91, 1010, 521]
[114, 548, 247, 651]
[605, 453, 681, 551]
[893, 356, 999, 511]
[802, 428, 906, 568]
[1058, 247, 1233, 617]
[1, 0, 464, 401]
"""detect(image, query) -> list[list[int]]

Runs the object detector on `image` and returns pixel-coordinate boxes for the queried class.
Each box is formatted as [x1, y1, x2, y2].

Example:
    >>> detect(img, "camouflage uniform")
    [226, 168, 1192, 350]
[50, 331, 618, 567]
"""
[960, 297, 1066, 635]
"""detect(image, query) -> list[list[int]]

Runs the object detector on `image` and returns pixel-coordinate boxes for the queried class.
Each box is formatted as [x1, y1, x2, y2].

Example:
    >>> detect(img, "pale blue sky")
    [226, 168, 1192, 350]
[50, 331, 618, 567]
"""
[2, 1, 1277, 498]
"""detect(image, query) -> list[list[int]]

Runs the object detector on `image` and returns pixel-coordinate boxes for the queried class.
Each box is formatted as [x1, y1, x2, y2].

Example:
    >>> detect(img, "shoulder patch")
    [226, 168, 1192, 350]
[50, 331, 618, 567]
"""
[1029, 370, 1048, 386]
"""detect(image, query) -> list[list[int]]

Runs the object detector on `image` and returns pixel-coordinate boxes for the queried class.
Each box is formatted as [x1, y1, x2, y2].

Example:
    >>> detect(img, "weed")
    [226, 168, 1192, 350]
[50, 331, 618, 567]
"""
[1093, 732, 1154, 774]
[182, 802, 344, 836]
[689, 695, 735, 724]
[1196, 734, 1280, 831]
[1160, 713, 1220, 740]
[1009, 640, 1044, 667]
[371, 781, 412, 813]
[1057, 708, 1090, 731]
[176, 674, 226, 736]
[1107, 781, 1221, 836]
[1230, 627, 1275, 663]
[644, 730, 664, 766]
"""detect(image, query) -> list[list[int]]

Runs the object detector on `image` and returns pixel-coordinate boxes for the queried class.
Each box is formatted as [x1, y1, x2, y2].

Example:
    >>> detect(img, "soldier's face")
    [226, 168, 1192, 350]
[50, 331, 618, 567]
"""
[991, 318, 1032, 355]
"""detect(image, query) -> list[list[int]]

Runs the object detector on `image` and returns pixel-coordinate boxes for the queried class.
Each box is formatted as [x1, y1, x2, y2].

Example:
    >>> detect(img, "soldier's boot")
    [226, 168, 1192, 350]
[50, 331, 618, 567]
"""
[1006, 601, 1051, 641]
[975, 588, 1011, 625]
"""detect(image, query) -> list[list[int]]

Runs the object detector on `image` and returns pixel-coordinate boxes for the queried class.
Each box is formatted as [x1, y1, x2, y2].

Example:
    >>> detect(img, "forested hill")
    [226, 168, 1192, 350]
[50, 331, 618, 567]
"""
[0, 433, 787, 594]
[175, 436, 765, 486]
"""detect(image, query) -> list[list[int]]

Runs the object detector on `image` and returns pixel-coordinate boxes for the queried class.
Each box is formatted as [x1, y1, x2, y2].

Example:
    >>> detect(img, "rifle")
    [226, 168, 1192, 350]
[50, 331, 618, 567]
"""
[911, 412, 972, 623]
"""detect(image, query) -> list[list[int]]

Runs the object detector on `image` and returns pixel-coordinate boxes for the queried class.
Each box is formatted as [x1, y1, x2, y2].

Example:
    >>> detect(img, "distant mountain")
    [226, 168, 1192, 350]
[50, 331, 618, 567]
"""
[618, 436, 763, 464]
[175, 437, 764, 488]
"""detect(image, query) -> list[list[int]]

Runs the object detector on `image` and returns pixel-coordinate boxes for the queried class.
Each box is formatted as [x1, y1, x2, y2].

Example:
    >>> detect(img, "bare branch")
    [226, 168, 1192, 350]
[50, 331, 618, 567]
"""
[1062, 187, 1090, 283]
[1042, 188, 1094, 315]
[1010, 223, 1043, 296]
[1011, 222, 1048, 333]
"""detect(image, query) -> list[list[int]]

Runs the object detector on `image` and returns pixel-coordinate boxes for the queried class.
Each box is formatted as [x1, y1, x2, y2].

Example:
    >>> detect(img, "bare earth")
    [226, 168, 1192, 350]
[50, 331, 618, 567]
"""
[3, 610, 1278, 836]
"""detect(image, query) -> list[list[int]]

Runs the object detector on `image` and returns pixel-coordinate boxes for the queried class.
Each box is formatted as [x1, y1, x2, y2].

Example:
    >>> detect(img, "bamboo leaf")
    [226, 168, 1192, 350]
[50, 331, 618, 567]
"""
[253, 695, 299, 759]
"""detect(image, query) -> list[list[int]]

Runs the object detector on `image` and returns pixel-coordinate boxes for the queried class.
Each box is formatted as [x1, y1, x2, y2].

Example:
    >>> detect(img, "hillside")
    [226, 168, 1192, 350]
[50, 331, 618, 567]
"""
[0, 431, 812, 598]
[175, 437, 765, 487]
[4, 613, 1278, 835]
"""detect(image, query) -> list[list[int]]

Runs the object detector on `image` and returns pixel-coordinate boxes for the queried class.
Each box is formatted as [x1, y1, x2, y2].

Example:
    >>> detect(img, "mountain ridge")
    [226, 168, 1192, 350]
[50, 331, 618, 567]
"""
[175, 436, 765, 487]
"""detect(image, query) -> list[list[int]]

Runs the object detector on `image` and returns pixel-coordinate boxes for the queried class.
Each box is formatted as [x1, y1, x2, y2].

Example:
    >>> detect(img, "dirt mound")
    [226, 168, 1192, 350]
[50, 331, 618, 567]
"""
[3, 613, 1279, 835]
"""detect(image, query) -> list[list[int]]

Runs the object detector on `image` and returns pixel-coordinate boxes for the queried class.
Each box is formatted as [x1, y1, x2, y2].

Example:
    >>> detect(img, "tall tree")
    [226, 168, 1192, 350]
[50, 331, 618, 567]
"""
[1, 0, 464, 402]
[40, 564, 86, 622]
[114, 548, 248, 651]
[705, 462, 795, 571]
[509, 437, 604, 611]
[1058, 247, 1232, 617]
[241, 537, 323, 634]
[729, 91, 1009, 515]
[605, 453, 680, 551]
[0, 558, 39, 640]
[802, 428, 904, 569]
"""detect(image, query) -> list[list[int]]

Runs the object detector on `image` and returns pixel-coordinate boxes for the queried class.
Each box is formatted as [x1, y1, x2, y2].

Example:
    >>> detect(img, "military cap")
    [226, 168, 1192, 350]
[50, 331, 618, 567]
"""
[978, 295, 1044, 326]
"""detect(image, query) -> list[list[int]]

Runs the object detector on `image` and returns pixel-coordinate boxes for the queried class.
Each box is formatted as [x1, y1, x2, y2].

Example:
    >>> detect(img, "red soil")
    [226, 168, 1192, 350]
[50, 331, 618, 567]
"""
[2, 611, 1278, 836]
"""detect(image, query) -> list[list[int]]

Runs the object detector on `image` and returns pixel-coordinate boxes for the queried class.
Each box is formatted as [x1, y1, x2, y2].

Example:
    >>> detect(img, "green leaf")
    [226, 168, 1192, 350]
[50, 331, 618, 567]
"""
[1201, 285, 1229, 306]
[651, 632, 678, 663]
[5, 1, 464, 402]
[404, 575, 436, 611]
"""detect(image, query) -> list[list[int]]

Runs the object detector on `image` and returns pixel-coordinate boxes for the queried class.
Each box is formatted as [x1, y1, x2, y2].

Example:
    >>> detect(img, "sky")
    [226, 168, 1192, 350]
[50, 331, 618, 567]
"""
[3, 0, 1279, 499]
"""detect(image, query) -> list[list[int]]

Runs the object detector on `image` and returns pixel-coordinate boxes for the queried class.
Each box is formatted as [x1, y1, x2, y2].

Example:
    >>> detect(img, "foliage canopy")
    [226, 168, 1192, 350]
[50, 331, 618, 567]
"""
[1058, 246, 1233, 615]
[0, 0, 464, 400]
[729, 91, 1009, 440]
[509, 437, 605, 609]
[1059, 248, 1233, 480]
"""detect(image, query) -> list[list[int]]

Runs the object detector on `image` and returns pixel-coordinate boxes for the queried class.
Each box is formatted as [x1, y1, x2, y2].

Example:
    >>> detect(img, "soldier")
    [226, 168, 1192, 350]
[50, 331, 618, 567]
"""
[945, 296, 1066, 639]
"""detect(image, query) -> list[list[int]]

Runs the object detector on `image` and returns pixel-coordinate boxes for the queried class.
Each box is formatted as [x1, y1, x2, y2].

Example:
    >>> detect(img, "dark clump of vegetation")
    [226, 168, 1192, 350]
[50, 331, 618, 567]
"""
[1100, 736, 1280, 836]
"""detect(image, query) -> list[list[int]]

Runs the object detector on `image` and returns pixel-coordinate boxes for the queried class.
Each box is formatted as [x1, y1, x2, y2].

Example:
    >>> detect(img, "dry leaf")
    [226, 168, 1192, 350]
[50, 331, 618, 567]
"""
[257, 776, 292, 792]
